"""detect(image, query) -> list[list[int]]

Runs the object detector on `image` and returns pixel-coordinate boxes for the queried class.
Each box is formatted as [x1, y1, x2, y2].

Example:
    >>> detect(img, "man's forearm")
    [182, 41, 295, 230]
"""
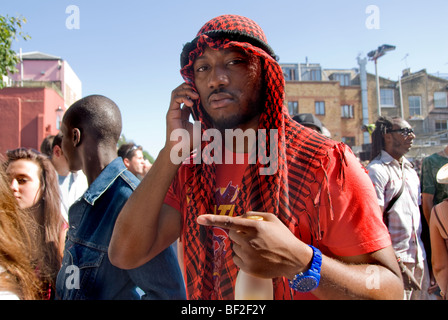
[109, 147, 181, 269]
[314, 253, 403, 300]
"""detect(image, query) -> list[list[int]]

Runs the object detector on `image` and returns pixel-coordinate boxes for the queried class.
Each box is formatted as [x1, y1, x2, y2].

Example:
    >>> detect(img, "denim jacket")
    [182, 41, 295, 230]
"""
[56, 157, 186, 300]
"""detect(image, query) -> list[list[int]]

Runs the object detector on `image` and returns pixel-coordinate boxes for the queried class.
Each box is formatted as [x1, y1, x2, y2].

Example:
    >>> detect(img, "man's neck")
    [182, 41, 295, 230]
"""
[384, 148, 404, 163]
[53, 159, 70, 177]
[82, 147, 117, 186]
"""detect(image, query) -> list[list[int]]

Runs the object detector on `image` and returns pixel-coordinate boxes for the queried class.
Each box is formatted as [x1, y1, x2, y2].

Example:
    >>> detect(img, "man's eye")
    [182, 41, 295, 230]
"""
[228, 59, 245, 65]
[195, 65, 209, 72]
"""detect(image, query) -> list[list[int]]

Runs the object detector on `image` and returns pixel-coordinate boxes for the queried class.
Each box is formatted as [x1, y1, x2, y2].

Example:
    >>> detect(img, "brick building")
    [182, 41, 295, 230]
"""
[282, 61, 364, 149]
[0, 86, 65, 153]
[0, 51, 82, 153]
[281, 60, 448, 160]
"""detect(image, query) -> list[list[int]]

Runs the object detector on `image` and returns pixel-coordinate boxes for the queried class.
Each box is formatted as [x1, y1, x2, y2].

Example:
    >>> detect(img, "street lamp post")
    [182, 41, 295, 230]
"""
[368, 44, 396, 116]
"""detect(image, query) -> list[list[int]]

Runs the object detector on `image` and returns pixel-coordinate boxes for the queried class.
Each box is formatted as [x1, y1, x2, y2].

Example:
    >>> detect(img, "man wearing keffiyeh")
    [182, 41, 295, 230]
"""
[109, 14, 403, 300]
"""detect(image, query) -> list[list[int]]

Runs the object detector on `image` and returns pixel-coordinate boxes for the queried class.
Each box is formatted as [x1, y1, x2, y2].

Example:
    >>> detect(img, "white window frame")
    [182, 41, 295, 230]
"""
[315, 101, 325, 115]
[380, 88, 395, 107]
[334, 73, 351, 86]
[408, 96, 421, 116]
[310, 69, 321, 81]
[341, 105, 354, 118]
[288, 101, 298, 115]
[434, 92, 447, 108]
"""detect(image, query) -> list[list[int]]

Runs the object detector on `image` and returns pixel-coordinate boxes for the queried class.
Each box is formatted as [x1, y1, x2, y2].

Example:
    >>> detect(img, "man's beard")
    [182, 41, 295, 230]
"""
[206, 108, 261, 132]
[201, 84, 265, 133]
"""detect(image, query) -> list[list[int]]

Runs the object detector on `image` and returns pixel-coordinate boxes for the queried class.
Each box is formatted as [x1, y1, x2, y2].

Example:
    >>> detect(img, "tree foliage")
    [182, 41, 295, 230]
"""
[0, 15, 30, 88]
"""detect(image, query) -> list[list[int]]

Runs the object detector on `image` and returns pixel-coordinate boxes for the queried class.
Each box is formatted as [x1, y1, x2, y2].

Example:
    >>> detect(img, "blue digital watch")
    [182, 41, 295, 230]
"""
[288, 245, 322, 292]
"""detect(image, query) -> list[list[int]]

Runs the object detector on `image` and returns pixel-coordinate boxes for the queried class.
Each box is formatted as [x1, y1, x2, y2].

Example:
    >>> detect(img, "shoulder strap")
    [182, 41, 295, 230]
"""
[383, 166, 406, 225]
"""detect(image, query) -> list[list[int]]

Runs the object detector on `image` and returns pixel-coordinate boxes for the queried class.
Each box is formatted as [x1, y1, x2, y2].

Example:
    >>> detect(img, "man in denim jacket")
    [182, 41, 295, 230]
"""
[55, 95, 185, 299]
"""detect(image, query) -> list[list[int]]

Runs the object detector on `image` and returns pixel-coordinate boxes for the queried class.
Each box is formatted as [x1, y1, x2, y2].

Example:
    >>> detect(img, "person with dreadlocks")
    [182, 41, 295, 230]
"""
[109, 15, 403, 300]
[367, 116, 431, 299]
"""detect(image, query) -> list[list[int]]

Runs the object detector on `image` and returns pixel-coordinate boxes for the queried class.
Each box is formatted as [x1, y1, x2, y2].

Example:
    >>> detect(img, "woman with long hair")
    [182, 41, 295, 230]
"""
[0, 165, 43, 299]
[4, 148, 66, 299]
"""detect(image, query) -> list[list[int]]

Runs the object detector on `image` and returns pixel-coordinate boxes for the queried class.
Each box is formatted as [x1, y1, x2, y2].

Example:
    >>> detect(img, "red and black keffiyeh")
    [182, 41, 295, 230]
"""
[177, 14, 345, 300]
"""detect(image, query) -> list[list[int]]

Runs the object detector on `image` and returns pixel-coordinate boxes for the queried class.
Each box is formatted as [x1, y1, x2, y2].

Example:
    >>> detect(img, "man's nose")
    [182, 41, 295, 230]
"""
[208, 66, 229, 89]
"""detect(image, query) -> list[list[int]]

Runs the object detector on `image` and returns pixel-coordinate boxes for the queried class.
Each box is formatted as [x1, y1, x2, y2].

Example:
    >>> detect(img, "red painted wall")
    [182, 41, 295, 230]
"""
[0, 87, 65, 154]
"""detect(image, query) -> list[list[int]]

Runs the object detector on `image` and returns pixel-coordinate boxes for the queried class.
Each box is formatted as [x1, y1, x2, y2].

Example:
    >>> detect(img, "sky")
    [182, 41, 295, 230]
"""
[2, 0, 448, 159]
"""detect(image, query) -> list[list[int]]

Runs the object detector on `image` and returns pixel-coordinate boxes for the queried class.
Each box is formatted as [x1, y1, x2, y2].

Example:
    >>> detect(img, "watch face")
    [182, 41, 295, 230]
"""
[289, 246, 322, 293]
[296, 277, 318, 292]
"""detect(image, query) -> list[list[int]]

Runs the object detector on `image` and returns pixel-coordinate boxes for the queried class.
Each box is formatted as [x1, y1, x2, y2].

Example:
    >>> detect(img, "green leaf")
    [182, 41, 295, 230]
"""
[0, 14, 30, 84]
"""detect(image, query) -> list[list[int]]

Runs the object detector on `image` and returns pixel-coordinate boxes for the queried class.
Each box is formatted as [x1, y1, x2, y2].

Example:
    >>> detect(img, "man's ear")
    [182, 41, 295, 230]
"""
[72, 128, 82, 147]
[53, 145, 63, 157]
[123, 157, 130, 168]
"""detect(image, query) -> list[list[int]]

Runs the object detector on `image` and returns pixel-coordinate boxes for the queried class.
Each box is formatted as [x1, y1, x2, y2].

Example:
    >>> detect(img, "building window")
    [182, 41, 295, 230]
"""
[310, 69, 321, 81]
[435, 120, 448, 131]
[434, 92, 447, 108]
[288, 101, 298, 115]
[333, 73, 351, 86]
[341, 105, 354, 118]
[380, 88, 395, 107]
[289, 69, 296, 81]
[315, 101, 325, 115]
[342, 136, 355, 147]
[408, 96, 422, 116]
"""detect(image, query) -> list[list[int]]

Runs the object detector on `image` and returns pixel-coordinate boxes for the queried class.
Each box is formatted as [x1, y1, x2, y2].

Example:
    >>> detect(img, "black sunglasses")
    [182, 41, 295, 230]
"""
[387, 127, 414, 137]
[125, 145, 140, 159]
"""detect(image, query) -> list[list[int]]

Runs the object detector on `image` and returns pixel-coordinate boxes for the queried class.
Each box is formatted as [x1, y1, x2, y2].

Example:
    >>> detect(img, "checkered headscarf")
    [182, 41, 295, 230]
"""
[178, 15, 341, 300]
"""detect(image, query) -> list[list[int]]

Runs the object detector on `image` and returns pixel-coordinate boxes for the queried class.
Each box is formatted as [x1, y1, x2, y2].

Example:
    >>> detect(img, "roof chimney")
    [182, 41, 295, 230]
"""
[402, 68, 411, 77]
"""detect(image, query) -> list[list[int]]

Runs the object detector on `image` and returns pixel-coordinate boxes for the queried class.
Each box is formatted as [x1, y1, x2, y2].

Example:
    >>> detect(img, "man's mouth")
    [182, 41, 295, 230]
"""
[405, 141, 413, 149]
[209, 92, 234, 109]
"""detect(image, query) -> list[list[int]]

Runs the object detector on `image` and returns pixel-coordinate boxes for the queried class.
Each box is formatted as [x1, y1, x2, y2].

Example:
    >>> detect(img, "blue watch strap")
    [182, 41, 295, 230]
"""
[289, 245, 322, 292]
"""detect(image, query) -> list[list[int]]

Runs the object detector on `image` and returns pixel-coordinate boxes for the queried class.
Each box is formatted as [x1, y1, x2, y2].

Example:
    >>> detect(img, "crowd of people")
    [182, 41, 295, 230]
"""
[0, 14, 447, 300]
